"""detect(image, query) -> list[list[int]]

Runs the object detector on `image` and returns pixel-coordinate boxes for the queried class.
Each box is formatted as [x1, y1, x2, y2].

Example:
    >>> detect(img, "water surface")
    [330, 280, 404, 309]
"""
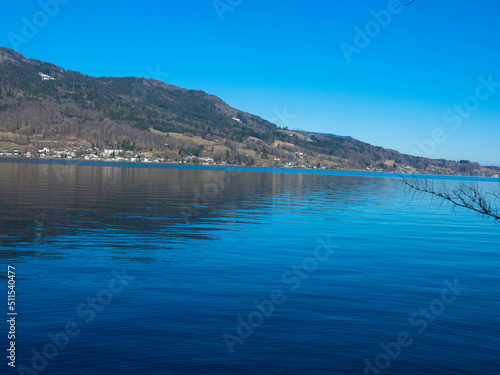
[1, 161, 499, 374]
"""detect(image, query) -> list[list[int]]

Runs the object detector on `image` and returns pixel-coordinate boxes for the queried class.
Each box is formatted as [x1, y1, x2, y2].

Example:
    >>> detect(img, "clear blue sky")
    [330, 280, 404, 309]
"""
[1, 0, 499, 165]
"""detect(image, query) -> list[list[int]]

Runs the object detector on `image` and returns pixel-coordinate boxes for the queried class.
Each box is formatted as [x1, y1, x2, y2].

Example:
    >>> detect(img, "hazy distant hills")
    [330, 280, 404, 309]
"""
[0, 47, 496, 175]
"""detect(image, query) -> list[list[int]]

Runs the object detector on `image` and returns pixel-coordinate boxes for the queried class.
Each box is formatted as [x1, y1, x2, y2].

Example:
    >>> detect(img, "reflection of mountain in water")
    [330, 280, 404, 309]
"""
[0, 162, 387, 264]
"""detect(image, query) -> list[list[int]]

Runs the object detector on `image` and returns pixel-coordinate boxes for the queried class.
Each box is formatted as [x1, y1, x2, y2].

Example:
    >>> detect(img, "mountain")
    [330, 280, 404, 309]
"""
[0, 47, 496, 176]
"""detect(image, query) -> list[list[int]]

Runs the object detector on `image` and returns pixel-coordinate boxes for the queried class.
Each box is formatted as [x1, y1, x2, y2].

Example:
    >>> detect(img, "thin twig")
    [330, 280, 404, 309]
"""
[401, 176, 500, 223]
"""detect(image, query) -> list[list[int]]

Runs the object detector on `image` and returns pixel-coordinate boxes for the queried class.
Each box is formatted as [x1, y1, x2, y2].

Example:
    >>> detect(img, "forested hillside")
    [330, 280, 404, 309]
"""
[0, 47, 496, 175]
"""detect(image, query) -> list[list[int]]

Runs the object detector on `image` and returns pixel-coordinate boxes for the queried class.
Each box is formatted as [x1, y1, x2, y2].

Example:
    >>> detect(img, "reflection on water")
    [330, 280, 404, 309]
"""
[0, 163, 397, 262]
[1, 161, 499, 375]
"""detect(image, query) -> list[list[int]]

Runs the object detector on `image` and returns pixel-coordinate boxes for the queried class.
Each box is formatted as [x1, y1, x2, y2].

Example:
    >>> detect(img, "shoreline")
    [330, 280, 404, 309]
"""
[1, 156, 499, 182]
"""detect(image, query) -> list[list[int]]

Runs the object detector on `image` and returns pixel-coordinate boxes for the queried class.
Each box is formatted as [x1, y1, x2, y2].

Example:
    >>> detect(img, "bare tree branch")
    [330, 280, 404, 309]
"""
[401, 176, 500, 223]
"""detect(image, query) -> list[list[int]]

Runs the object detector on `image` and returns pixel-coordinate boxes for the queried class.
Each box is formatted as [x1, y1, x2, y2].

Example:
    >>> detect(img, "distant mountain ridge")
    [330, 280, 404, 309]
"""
[0, 47, 496, 176]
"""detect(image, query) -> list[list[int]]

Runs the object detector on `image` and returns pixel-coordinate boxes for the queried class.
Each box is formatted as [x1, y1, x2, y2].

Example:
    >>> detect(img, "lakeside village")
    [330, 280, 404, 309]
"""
[0, 143, 388, 171]
[0, 144, 336, 169]
[1, 144, 499, 177]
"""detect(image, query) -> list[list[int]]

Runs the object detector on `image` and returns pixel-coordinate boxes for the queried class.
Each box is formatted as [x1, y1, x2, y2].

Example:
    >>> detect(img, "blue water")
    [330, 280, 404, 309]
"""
[1, 161, 499, 374]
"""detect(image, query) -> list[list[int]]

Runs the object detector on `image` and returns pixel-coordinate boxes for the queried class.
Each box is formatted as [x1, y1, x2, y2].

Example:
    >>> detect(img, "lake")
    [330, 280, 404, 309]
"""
[1, 160, 499, 375]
